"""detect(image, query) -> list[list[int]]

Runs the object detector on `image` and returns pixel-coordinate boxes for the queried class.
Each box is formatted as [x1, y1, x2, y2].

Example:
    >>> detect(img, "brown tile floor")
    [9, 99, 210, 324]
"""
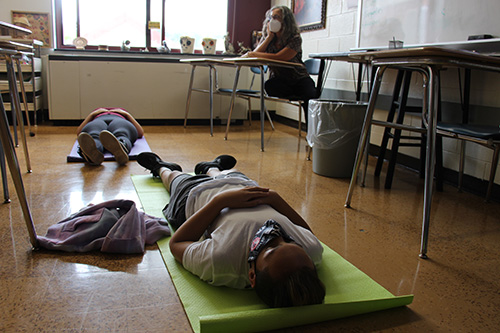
[1, 121, 499, 332]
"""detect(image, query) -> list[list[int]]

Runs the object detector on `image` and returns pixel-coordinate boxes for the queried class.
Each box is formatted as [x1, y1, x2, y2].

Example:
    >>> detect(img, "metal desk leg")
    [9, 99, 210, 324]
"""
[14, 56, 34, 137]
[419, 65, 439, 259]
[5, 55, 31, 173]
[208, 65, 214, 136]
[0, 141, 10, 203]
[345, 66, 387, 208]
[361, 130, 370, 187]
[184, 65, 196, 128]
[0, 95, 38, 248]
[260, 65, 265, 152]
[224, 66, 241, 140]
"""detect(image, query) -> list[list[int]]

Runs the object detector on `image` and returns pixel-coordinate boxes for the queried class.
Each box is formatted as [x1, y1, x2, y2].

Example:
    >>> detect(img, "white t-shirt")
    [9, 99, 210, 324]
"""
[182, 177, 323, 289]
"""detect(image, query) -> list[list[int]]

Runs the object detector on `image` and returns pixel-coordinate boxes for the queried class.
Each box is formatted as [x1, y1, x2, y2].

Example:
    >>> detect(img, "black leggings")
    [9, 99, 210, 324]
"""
[81, 114, 138, 152]
[265, 76, 317, 128]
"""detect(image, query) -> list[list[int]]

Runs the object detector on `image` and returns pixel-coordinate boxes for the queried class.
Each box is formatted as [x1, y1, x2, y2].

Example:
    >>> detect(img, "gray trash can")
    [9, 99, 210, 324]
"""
[307, 100, 367, 178]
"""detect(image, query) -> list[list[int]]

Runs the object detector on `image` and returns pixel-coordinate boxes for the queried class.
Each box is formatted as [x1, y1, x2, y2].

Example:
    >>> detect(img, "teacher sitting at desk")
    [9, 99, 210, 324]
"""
[245, 5, 317, 129]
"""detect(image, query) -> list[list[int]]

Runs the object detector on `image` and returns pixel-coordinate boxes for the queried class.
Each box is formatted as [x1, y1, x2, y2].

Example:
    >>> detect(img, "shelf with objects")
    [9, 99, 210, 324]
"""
[0, 38, 43, 124]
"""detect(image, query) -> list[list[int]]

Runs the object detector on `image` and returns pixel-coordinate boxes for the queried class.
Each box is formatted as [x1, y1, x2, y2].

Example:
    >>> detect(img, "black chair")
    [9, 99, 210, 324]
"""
[436, 125, 499, 199]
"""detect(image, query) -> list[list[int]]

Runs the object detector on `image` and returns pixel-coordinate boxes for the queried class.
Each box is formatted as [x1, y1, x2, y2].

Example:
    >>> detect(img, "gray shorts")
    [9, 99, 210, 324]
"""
[162, 172, 249, 229]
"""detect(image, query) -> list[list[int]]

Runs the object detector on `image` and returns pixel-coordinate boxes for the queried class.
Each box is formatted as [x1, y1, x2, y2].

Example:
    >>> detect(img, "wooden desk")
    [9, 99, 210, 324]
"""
[344, 47, 500, 258]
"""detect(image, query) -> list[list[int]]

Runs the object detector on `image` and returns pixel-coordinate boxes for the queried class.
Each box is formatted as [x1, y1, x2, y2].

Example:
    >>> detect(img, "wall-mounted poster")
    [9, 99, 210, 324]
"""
[11, 11, 52, 47]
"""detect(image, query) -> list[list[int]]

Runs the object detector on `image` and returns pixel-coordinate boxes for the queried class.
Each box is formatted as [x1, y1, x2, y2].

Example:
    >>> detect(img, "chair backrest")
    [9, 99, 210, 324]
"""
[250, 66, 268, 74]
[304, 58, 321, 75]
[248, 66, 268, 90]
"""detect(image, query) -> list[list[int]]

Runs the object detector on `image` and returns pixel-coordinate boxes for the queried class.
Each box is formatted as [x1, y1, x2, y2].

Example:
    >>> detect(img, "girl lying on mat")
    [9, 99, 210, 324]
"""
[137, 152, 325, 308]
[77, 107, 144, 166]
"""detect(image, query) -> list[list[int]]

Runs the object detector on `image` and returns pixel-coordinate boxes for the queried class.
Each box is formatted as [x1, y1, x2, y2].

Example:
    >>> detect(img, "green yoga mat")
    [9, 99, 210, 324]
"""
[131, 175, 413, 333]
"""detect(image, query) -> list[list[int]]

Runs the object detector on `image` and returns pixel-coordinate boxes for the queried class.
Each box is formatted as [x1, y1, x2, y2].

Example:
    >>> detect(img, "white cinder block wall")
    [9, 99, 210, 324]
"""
[273, 0, 500, 186]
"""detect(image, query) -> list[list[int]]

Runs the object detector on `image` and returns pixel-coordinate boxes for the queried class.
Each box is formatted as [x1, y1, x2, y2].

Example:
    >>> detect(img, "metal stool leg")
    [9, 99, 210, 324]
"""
[374, 70, 405, 177]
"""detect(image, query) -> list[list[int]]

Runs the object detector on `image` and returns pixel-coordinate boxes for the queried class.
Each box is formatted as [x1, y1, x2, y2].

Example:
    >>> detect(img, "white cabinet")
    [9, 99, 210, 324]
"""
[47, 60, 80, 120]
[47, 55, 248, 121]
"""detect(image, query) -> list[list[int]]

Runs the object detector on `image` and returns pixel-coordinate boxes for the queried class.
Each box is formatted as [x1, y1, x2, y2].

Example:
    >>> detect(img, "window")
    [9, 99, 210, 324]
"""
[55, 0, 228, 52]
[163, 0, 227, 52]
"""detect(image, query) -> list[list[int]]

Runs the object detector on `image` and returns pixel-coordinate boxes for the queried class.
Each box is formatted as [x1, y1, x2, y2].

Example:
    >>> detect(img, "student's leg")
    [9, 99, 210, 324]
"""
[137, 152, 183, 178]
[78, 118, 107, 165]
[80, 118, 107, 152]
[206, 168, 236, 177]
[264, 77, 294, 99]
[106, 117, 138, 151]
[158, 167, 184, 192]
[194, 155, 237, 175]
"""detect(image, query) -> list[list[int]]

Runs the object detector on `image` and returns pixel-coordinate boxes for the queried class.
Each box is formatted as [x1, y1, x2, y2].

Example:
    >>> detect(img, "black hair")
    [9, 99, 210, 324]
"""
[254, 266, 325, 307]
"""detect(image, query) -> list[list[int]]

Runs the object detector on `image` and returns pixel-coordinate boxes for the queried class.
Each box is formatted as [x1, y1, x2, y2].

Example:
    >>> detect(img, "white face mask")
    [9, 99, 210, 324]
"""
[269, 19, 282, 33]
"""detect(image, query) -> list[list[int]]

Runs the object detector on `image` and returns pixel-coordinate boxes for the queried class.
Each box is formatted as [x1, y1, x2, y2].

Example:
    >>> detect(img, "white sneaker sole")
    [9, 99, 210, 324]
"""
[77, 132, 104, 165]
[99, 130, 129, 165]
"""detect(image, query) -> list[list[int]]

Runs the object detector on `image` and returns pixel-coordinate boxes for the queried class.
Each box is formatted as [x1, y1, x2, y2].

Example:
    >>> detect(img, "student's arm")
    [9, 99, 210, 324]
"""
[169, 186, 272, 263]
[246, 30, 297, 61]
[247, 47, 297, 62]
[110, 109, 145, 138]
[76, 109, 105, 134]
[253, 32, 274, 53]
[261, 190, 312, 231]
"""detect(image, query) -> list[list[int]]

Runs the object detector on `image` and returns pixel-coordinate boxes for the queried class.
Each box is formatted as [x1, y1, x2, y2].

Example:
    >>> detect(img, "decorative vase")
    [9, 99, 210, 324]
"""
[202, 38, 217, 55]
[180, 36, 195, 54]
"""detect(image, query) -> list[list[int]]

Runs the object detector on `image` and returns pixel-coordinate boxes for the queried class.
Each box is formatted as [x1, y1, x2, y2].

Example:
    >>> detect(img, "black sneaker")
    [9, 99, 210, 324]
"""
[77, 132, 104, 165]
[194, 155, 237, 174]
[137, 152, 182, 177]
[100, 130, 129, 165]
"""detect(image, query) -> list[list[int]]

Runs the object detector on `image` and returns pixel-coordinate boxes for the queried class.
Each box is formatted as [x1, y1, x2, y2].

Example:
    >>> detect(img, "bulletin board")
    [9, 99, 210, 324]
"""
[357, 0, 500, 49]
[11, 11, 52, 47]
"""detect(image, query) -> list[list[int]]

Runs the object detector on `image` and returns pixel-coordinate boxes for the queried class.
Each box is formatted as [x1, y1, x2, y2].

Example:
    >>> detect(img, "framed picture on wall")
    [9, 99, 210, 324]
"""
[11, 11, 52, 47]
[292, 0, 327, 31]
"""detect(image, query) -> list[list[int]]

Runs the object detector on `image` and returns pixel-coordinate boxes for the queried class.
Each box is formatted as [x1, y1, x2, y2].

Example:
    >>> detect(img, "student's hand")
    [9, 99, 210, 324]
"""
[265, 23, 275, 38]
[215, 186, 270, 209]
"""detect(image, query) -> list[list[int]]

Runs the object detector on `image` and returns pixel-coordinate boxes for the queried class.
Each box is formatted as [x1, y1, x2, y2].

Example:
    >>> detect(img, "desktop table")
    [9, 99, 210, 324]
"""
[182, 57, 303, 151]
[181, 58, 238, 136]
[309, 51, 372, 101]
[343, 46, 500, 258]
[222, 57, 304, 151]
